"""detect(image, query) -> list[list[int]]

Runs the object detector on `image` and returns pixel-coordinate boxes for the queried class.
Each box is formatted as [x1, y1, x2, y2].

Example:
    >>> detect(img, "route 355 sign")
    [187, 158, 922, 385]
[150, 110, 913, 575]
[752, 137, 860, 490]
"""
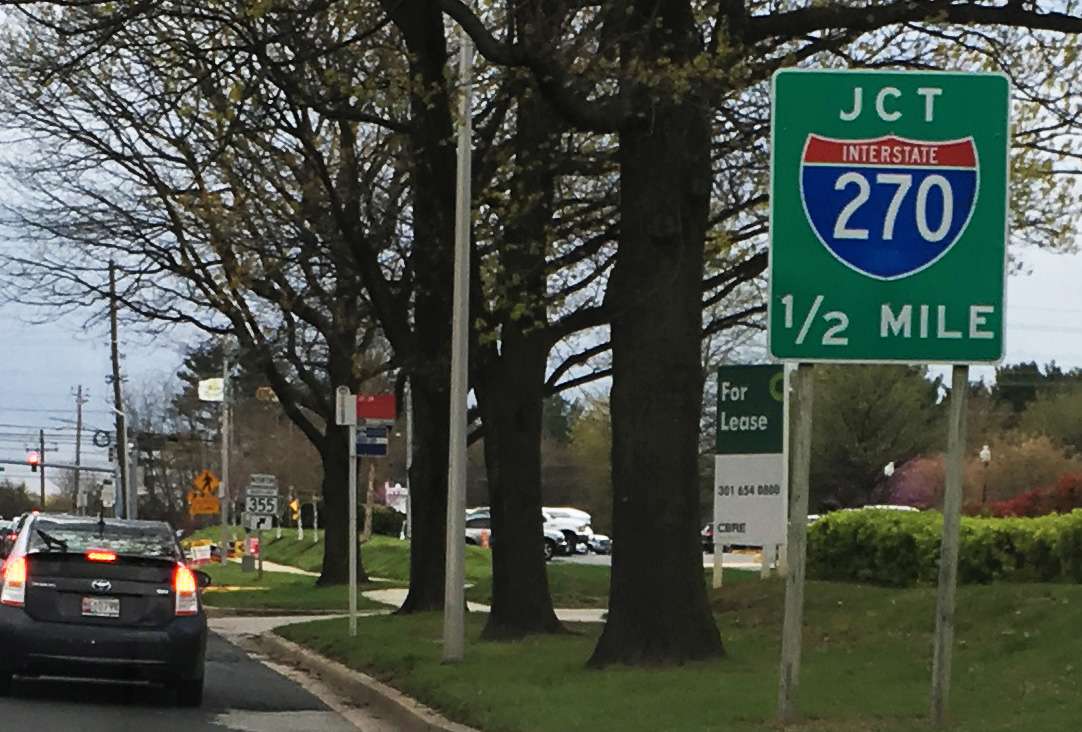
[769, 70, 1009, 363]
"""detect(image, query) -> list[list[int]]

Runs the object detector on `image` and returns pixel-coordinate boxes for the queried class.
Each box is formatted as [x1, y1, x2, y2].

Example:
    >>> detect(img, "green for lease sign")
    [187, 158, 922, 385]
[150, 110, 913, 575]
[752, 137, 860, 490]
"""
[769, 69, 1009, 363]
[715, 365, 784, 455]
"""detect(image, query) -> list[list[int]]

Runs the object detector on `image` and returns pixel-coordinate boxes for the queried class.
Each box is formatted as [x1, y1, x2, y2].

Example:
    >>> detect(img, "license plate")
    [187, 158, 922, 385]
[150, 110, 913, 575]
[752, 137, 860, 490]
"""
[81, 596, 120, 618]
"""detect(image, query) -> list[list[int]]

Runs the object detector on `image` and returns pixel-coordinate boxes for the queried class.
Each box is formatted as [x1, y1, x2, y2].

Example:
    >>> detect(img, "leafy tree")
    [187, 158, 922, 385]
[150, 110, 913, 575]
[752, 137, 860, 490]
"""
[992, 361, 1082, 415]
[447, 0, 1082, 665]
[0, 479, 35, 519]
[811, 366, 943, 510]
[967, 434, 1082, 505]
[542, 395, 582, 444]
[0, 8, 397, 585]
[1019, 382, 1082, 454]
[567, 395, 613, 534]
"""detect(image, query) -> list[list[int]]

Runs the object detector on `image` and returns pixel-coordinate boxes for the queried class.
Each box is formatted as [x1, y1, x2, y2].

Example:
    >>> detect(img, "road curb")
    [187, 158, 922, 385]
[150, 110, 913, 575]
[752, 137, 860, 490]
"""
[251, 631, 480, 732]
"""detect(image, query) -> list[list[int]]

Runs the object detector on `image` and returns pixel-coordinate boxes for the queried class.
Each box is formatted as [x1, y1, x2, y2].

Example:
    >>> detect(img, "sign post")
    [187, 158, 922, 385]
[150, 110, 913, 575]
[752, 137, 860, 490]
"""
[769, 69, 1009, 725]
[336, 386, 397, 637]
[713, 365, 787, 589]
[245, 474, 279, 581]
[336, 386, 359, 637]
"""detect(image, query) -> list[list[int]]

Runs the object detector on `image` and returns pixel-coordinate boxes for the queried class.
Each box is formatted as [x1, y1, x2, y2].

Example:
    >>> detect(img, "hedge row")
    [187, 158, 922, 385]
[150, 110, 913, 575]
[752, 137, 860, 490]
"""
[807, 508, 1082, 586]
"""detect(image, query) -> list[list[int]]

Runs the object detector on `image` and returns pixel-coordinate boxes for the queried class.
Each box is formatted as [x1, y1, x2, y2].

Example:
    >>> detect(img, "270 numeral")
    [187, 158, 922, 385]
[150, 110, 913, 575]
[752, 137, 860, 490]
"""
[833, 172, 954, 242]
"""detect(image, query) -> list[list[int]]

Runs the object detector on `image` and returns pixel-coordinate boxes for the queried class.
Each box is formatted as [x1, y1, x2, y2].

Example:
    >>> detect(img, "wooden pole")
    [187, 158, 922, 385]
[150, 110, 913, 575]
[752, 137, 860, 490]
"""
[712, 537, 723, 589]
[362, 461, 375, 542]
[778, 363, 814, 724]
[930, 365, 969, 726]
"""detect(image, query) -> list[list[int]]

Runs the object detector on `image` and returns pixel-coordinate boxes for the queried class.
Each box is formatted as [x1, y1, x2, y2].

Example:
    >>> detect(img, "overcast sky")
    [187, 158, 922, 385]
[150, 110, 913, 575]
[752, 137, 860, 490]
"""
[1, 243, 1080, 492]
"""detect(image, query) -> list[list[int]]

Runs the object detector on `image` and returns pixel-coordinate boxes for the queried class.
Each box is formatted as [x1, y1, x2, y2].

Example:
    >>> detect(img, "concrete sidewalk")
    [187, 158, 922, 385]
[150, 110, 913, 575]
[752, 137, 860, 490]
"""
[229, 557, 320, 577]
[228, 557, 396, 584]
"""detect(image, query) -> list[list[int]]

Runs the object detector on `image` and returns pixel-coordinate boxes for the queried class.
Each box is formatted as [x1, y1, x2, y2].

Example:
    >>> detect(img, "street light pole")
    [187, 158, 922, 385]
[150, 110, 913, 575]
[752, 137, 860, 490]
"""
[443, 22, 474, 664]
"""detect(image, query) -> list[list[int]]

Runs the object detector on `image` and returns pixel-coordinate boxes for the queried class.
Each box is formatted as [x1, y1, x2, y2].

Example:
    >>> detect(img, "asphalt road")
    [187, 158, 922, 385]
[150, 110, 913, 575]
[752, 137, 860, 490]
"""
[0, 633, 360, 731]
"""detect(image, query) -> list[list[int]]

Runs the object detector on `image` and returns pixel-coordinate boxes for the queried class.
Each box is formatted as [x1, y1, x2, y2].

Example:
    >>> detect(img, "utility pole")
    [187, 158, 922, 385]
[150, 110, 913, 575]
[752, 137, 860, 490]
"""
[108, 261, 128, 519]
[38, 429, 46, 507]
[219, 346, 230, 564]
[74, 385, 86, 514]
[443, 18, 474, 663]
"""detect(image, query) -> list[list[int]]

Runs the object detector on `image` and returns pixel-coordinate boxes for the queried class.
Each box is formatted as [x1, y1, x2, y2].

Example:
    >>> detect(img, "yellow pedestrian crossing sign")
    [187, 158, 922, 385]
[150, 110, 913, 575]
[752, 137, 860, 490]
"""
[187, 469, 221, 517]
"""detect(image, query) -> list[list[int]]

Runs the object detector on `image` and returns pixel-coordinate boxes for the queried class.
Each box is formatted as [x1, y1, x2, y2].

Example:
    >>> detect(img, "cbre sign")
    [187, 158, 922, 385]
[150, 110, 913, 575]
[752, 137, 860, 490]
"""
[769, 69, 1009, 364]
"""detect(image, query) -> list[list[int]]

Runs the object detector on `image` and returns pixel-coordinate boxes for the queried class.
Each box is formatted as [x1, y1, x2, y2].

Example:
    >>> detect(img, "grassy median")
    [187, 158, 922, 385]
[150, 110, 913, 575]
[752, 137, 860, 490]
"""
[186, 529, 493, 583]
[278, 579, 1082, 731]
[200, 562, 387, 613]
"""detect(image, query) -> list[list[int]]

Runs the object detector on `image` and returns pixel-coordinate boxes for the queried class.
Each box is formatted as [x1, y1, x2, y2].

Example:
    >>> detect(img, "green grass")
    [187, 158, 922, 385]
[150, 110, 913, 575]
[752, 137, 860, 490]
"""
[200, 562, 386, 612]
[465, 564, 759, 609]
[279, 579, 1082, 731]
[186, 527, 492, 584]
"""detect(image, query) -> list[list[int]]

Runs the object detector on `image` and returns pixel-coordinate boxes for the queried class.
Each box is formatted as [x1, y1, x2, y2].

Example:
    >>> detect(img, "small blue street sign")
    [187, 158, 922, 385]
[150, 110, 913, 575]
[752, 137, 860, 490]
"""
[356, 425, 390, 458]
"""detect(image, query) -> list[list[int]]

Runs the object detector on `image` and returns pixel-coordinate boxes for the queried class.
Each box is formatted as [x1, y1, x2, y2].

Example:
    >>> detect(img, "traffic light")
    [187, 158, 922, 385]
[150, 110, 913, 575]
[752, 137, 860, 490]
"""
[289, 498, 300, 522]
[26, 450, 40, 473]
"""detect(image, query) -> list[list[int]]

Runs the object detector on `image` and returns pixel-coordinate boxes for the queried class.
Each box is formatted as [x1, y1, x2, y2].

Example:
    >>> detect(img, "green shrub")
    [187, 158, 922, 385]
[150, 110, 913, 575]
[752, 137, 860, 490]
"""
[807, 508, 1082, 586]
[369, 505, 405, 537]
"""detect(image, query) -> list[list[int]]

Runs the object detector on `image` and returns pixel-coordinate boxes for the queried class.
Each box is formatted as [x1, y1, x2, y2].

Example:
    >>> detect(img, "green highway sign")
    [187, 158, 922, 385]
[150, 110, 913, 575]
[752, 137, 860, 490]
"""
[769, 69, 1009, 363]
[715, 365, 784, 455]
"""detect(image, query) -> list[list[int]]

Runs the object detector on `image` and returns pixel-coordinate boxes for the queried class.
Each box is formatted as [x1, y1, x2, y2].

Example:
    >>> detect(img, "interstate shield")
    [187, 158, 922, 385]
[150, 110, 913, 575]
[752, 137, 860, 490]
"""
[799, 134, 978, 280]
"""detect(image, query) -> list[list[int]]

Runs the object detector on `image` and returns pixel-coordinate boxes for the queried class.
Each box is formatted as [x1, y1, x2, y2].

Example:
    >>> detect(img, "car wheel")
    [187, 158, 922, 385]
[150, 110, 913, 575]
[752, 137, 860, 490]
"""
[544, 540, 555, 562]
[176, 676, 204, 707]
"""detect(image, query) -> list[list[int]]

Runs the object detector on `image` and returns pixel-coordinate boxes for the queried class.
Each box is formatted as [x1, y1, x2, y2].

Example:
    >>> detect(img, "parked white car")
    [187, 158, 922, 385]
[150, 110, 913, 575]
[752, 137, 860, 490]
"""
[464, 508, 569, 560]
[542, 507, 605, 555]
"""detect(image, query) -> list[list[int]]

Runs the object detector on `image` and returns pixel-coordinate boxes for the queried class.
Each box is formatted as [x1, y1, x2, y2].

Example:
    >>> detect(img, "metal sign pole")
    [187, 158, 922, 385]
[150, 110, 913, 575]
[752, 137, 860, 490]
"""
[930, 365, 969, 725]
[777, 363, 814, 724]
[348, 422, 358, 637]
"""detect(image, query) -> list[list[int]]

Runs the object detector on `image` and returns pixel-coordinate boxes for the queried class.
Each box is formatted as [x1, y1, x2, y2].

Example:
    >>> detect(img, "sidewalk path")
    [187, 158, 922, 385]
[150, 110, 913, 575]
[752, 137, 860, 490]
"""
[229, 557, 320, 577]
[227, 558, 395, 584]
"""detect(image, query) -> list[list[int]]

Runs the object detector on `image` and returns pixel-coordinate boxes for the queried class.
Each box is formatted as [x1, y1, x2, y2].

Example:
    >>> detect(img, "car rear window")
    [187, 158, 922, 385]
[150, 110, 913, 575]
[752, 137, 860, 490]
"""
[28, 520, 178, 559]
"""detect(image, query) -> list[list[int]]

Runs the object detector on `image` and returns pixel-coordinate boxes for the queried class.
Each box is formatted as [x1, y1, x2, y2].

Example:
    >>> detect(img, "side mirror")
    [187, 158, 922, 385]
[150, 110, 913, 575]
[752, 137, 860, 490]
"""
[194, 570, 212, 589]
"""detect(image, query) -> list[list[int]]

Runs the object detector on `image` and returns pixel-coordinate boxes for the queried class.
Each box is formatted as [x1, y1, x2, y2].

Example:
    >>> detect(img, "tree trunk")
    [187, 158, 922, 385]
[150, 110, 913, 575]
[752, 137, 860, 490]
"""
[588, 6, 722, 665]
[397, 375, 450, 611]
[478, 335, 563, 639]
[381, 0, 457, 613]
[317, 424, 369, 585]
[476, 66, 564, 638]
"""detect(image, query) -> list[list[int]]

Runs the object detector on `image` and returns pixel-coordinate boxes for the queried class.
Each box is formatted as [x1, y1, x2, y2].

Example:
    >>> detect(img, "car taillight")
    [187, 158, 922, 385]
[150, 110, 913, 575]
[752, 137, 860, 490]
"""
[1, 556, 27, 607]
[86, 550, 117, 562]
[174, 563, 198, 616]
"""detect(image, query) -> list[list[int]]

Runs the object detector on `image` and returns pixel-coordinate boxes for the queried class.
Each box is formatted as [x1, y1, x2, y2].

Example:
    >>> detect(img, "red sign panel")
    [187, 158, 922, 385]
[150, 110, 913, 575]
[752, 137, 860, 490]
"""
[356, 394, 396, 421]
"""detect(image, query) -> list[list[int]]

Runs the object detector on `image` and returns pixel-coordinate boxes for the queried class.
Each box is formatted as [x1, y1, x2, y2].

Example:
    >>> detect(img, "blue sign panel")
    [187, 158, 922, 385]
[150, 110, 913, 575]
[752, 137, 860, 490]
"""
[356, 425, 390, 458]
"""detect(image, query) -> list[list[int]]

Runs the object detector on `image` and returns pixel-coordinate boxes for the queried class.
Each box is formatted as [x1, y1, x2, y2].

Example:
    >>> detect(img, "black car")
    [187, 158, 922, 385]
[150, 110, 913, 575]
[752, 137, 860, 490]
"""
[0, 514, 211, 706]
